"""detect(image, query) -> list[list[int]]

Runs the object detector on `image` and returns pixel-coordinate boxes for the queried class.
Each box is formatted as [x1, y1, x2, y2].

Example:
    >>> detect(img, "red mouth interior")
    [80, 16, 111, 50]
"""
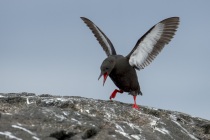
[103, 72, 108, 85]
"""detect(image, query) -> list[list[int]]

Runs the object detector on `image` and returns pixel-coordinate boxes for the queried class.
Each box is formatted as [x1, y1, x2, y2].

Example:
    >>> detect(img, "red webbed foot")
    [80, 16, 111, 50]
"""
[132, 104, 140, 109]
[110, 89, 123, 100]
[132, 95, 140, 110]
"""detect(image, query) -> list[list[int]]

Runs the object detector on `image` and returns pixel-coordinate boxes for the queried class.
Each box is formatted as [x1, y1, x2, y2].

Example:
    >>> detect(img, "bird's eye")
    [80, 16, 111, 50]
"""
[106, 67, 109, 70]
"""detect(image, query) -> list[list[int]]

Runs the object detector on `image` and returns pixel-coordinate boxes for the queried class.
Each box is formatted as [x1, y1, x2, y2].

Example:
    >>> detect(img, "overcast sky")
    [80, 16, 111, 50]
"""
[0, 1, 210, 120]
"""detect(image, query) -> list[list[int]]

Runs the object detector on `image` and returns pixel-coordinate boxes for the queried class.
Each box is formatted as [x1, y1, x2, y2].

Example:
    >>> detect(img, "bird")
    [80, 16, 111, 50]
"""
[81, 17, 179, 109]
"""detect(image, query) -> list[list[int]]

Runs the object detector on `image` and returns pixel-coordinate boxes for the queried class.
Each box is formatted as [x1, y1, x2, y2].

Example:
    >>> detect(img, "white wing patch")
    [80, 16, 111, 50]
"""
[93, 24, 112, 54]
[129, 23, 164, 69]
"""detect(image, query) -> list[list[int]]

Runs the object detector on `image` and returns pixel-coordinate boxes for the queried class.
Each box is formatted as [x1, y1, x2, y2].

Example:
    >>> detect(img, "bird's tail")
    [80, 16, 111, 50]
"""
[129, 90, 143, 96]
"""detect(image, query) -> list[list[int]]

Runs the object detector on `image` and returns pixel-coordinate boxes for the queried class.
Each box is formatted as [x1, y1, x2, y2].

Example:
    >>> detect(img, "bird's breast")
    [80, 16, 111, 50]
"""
[109, 58, 140, 93]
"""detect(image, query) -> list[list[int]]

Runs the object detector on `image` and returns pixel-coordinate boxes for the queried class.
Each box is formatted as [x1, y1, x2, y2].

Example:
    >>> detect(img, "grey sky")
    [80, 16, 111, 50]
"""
[0, 1, 210, 120]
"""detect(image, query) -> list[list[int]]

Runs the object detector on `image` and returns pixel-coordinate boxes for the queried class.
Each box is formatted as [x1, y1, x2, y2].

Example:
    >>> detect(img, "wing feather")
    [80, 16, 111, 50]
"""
[81, 17, 116, 56]
[127, 17, 180, 70]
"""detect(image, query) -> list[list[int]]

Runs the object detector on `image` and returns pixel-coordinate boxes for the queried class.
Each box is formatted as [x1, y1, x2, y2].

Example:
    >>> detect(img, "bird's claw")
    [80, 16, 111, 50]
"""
[132, 104, 140, 110]
[109, 89, 122, 100]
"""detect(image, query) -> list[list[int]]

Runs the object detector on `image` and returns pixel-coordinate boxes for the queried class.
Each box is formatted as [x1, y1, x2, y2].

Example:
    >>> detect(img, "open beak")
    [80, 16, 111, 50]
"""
[98, 72, 108, 86]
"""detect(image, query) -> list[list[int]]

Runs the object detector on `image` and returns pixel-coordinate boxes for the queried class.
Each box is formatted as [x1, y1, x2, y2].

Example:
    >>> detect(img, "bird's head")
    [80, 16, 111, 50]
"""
[98, 57, 115, 86]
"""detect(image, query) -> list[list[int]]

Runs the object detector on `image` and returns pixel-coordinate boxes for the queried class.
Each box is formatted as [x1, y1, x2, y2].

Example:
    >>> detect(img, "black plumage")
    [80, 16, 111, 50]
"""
[81, 17, 179, 109]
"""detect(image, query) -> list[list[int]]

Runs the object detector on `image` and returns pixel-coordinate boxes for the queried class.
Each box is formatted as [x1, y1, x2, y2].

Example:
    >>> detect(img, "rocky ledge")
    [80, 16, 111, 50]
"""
[0, 93, 209, 140]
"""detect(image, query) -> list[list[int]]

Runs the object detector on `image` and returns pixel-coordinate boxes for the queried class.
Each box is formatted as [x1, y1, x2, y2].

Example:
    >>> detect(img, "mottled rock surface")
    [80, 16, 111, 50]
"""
[0, 93, 209, 140]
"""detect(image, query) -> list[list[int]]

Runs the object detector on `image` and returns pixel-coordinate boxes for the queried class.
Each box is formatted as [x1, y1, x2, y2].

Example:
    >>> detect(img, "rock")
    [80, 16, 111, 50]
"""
[0, 93, 209, 140]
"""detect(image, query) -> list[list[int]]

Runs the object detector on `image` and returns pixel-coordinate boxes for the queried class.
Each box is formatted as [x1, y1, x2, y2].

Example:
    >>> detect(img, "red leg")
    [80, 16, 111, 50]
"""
[110, 89, 123, 100]
[132, 96, 140, 109]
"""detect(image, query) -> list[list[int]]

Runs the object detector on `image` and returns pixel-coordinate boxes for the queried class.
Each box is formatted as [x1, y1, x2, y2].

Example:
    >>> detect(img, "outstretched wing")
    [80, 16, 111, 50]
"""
[81, 17, 116, 56]
[127, 17, 180, 70]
